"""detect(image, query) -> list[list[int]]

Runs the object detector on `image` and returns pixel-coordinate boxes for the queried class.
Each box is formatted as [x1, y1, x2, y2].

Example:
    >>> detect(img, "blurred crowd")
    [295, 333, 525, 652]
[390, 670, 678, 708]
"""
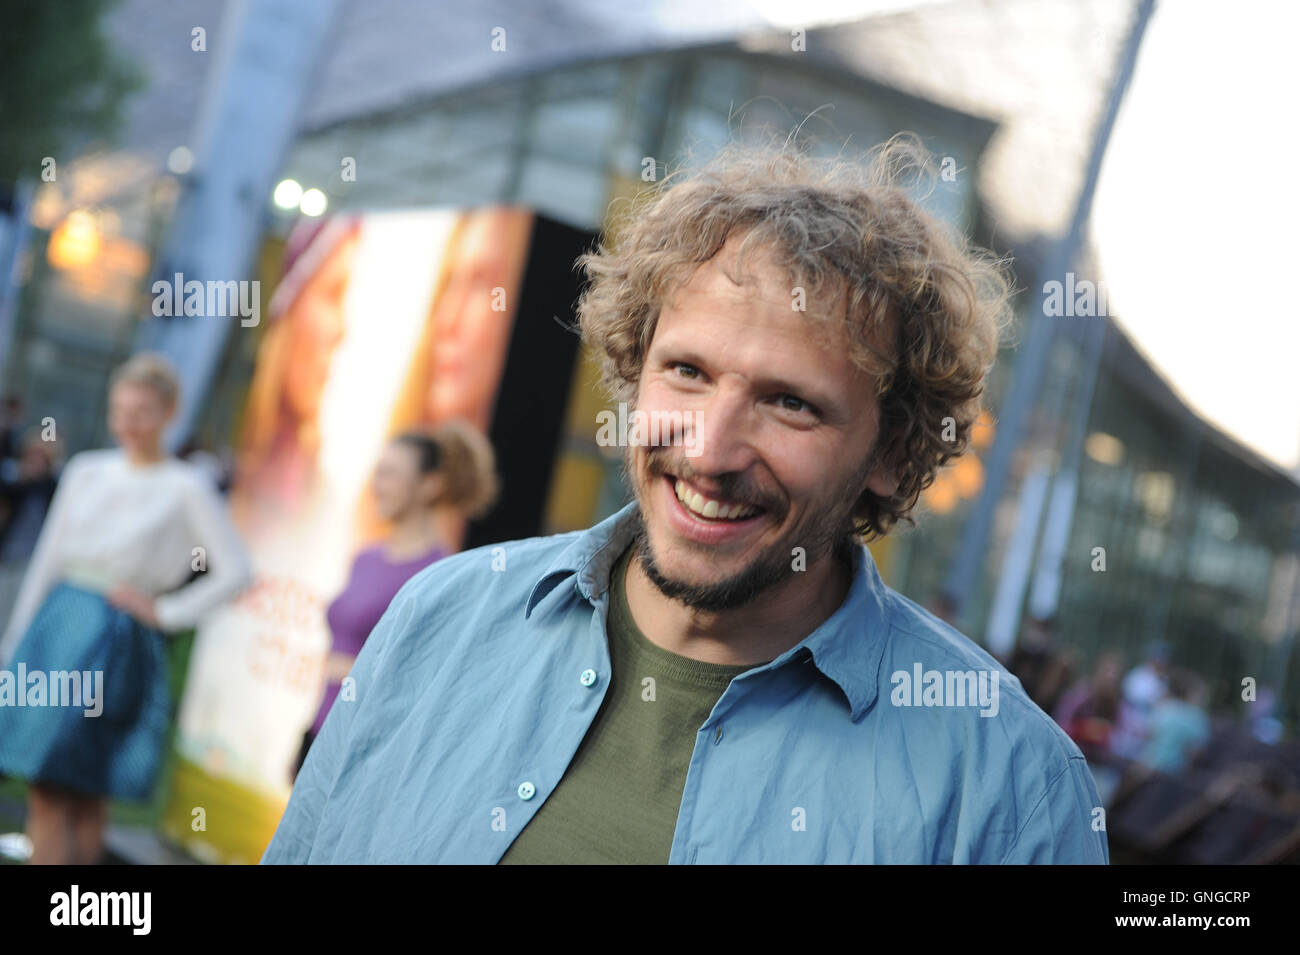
[1005, 618, 1300, 863]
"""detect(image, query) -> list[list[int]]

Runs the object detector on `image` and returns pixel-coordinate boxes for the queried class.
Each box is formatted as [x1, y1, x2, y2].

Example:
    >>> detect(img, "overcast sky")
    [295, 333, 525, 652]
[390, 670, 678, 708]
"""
[1094, 0, 1300, 471]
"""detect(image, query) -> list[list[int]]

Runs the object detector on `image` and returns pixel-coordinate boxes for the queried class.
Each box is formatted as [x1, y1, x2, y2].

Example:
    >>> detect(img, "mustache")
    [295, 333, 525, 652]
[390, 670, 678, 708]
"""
[642, 447, 783, 514]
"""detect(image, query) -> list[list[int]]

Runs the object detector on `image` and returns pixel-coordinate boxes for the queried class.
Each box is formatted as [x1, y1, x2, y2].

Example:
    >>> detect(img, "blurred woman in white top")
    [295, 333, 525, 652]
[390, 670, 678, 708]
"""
[0, 352, 252, 864]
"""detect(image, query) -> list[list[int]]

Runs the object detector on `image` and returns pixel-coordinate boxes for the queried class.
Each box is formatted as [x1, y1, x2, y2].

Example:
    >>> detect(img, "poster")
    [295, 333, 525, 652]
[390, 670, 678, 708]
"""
[161, 206, 534, 862]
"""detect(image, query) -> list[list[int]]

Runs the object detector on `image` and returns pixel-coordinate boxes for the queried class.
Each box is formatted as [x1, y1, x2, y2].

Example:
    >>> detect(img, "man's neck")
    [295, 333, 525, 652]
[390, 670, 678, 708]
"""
[622, 545, 853, 666]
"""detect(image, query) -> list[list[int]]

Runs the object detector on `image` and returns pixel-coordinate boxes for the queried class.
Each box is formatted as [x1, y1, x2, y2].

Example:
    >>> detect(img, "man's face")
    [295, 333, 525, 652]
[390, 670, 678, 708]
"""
[628, 236, 898, 611]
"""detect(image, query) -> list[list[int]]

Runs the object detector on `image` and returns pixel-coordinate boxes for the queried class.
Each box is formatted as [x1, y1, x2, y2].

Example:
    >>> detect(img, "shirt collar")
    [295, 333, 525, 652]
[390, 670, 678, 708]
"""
[525, 501, 643, 617]
[525, 501, 891, 721]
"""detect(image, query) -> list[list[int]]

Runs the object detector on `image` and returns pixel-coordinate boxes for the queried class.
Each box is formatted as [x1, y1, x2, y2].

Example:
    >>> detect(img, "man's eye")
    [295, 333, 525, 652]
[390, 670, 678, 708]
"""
[670, 362, 700, 379]
[778, 394, 814, 415]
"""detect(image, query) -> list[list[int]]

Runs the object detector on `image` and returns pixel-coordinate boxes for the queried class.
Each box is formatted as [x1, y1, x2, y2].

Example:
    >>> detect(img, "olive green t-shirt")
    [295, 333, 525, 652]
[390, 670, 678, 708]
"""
[498, 544, 757, 864]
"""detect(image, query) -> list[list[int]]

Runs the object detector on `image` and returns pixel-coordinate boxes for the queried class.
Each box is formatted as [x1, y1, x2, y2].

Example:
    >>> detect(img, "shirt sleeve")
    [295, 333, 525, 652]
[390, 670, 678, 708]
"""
[152, 469, 254, 632]
[0, 453, 85, 664]
[261, 582, 414, 864]
[1000, 757, 1111, 864]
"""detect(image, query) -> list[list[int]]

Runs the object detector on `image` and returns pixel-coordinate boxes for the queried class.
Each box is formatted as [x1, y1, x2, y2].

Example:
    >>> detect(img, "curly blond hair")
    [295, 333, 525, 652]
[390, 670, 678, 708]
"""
[110, 351, 181, 409]
[576, 133, 1012, 540]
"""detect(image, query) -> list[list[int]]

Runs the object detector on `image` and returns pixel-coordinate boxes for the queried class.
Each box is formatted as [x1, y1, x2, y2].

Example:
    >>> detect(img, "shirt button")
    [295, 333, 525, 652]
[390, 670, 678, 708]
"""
[517, 781, 536, 800]
[714, 724, 723, 744]
[579, 668, 598, 687]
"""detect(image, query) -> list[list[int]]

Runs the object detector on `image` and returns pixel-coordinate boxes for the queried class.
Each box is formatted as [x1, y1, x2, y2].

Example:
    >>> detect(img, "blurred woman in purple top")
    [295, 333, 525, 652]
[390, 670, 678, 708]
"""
[295, 421, 498, 776]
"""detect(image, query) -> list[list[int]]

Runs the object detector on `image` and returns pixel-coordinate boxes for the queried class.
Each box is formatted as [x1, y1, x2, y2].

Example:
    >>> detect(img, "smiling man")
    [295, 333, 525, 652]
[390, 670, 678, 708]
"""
[263, 138, 1110, 865]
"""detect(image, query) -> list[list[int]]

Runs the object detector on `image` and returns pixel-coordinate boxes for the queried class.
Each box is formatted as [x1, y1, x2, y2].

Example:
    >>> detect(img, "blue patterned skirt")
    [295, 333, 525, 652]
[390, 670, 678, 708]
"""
[0, 583, 171, 802]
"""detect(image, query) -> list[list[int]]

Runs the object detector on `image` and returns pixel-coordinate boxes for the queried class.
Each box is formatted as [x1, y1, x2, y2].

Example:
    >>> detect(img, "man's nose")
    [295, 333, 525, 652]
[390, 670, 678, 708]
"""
[685, 383, 759, 476]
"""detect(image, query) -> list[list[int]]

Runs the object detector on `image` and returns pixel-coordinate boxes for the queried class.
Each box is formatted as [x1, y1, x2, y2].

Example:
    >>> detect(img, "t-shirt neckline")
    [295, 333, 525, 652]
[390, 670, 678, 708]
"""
[608, 544, 762, 687]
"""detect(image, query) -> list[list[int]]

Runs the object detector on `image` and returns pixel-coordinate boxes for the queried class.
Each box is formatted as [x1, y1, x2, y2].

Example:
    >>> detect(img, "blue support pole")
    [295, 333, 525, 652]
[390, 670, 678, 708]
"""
[135, 0, 341, 449]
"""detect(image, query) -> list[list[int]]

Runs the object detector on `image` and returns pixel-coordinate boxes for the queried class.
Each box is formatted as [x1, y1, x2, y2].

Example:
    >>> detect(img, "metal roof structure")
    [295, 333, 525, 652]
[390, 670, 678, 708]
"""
[100, 0, 1136, 247]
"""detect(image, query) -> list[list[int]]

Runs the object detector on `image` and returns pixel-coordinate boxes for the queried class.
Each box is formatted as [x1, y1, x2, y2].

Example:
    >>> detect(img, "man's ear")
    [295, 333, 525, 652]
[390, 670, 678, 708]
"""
[865, 432, 901, 499]
[866, 461, 900, 499]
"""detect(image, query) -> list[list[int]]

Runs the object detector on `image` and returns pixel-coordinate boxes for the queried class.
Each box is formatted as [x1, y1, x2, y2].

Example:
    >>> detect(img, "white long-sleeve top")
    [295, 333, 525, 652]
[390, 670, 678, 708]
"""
[0, 448, 254, 663]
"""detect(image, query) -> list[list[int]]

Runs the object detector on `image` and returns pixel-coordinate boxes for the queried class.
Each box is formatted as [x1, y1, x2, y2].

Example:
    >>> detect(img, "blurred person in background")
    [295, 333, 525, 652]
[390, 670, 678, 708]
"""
[1139, 669, 1211, 774]
[293, 420, 498, 777]
[0, 353, 253, 864]
[1054, 650, 1124, 750]
[0, 432, 61, 633]
[0, 393, 25, 468]
[1248, 686, 1284, 745]
[1006, 617, 1075, 715]
[415, 207, 531, 433]
[234, 216, 361, 523]
[1112, 641, 1170, 758]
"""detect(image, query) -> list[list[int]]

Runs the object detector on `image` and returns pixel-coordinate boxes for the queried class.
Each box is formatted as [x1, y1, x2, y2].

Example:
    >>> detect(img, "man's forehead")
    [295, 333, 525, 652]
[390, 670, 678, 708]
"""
[663, 251, 850, 322]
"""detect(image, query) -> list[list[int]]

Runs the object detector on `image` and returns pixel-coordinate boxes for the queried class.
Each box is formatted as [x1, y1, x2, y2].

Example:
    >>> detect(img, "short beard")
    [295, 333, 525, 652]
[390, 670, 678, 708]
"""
[629, 510, 807, 612]
[625, 448, 866, 613]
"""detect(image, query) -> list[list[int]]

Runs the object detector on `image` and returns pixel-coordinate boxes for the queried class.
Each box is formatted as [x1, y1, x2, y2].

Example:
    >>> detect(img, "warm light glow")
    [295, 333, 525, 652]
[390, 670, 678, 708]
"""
[971, 410, 995, 450]
[29, 188, 64, 230]
[299, 188, 328, 217]
[1084, 432, 1125, 467]
[47, 210, 101, 270]
[923, 472, 958, 514]
[273, 179, 303, 209]
[951, 454, 985, 499]
[1134, 470, 1175, 522]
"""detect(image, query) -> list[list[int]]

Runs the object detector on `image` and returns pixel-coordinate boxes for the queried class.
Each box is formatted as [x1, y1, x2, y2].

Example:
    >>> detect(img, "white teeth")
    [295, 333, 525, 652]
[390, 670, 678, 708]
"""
[672, 478, 758, 521]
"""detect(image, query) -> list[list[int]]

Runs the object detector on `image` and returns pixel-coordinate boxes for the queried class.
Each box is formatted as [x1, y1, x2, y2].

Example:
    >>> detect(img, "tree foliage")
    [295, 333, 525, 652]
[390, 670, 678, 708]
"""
[0, 0, 143, 183]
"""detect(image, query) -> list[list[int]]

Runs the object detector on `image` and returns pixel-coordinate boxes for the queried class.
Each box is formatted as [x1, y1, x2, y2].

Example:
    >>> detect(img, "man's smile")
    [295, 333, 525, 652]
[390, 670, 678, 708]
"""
[655, 472, 773, 548]
[671, 476, 762, 521]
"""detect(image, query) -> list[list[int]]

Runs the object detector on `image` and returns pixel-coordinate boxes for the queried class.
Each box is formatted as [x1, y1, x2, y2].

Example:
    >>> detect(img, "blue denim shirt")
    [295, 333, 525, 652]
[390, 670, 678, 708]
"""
[263, 502, 1109, 864]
